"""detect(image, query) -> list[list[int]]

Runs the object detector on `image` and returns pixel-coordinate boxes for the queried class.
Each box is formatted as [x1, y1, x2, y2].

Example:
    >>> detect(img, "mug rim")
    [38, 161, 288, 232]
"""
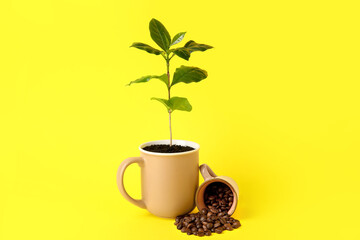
[139, 139, 200, 156]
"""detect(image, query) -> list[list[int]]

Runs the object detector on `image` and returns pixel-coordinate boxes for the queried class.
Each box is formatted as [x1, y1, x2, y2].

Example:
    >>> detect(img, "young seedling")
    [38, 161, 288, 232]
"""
[127, 18, 213, 146]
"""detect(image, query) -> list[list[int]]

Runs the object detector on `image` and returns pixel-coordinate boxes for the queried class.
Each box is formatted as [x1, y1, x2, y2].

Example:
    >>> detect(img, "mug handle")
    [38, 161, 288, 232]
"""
[116, 157, 146, 209]
[199, 164, 217, 181]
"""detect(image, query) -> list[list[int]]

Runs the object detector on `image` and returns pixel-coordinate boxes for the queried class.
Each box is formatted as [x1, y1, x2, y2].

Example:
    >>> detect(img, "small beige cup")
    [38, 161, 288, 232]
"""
[117, 140, 199, 218]
[196, 164, 239, 216]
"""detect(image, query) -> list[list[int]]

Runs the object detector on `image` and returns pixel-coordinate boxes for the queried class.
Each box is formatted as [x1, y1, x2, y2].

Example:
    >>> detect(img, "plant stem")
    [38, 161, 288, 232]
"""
[169, 53, 175, 60]
[168, 110, 172, 146]
[166, 55, 172, 146]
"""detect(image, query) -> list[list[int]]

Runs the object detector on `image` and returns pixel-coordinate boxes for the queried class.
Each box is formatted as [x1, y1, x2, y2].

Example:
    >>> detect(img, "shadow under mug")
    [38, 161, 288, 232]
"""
[117, 140, 200, 218]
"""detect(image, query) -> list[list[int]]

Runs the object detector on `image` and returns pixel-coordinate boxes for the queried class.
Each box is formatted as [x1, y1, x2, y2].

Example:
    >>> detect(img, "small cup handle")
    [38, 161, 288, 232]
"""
[199, 164, 217, 181]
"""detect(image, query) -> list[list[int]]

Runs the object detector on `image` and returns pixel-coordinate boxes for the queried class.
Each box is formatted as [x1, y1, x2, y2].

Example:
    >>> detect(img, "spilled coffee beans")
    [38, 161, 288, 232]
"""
[174, 208, 241, 236]
[174, 182, 240, 236]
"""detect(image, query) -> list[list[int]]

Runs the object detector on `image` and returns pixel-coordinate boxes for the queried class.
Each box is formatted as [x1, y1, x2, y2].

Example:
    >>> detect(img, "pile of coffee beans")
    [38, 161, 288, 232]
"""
[174, 208, 241, 236]
[204, 182, 234, 213]
[174, 182, 240, 236]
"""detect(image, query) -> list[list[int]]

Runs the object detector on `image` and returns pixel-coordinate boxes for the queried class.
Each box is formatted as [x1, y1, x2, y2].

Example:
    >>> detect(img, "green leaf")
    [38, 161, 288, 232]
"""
[170, 32, 186, 46]
[172, 48, 190, 61]
[171, 66, 208, 87]
[151, 97, 171, 111]
[130, 42, 162, 55]
[151, 97, 192, 112]
[127, 74, 168, 87]
[168, 97, 192, 112]
[184, 40, 213, 52]
[171, 40, 213, 60]
[149, 19, 171, 51]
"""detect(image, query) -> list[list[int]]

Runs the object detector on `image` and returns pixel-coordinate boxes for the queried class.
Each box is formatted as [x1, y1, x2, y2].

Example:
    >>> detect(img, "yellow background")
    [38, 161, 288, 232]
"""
[1, 0, 359, 239]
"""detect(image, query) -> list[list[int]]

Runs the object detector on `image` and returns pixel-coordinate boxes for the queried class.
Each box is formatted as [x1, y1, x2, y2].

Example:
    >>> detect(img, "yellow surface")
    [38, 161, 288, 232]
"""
[1, 0, 360, 239]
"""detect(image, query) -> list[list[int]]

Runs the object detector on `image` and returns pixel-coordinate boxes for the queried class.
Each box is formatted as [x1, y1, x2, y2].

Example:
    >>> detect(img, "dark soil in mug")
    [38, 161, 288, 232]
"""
[143, 144, 195, 153]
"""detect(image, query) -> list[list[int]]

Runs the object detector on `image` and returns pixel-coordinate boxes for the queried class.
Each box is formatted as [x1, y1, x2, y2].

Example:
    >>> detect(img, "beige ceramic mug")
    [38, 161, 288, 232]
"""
[196, 164, 239, 215]
[117, 140, 199, 218]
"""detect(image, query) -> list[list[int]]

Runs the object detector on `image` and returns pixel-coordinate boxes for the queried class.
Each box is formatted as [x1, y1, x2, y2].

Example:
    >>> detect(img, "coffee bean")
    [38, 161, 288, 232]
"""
[232, 220, 241, 229]
[209, 207, 218, 214]
[201, 208, 208, 215]
[181, 227, 187, 233]
[220, 218, 227, 225]
[214, 222, 221, 228]
[224, 223, 231, 228]
[205, 230, 212, 236]
[215, 227, 223, 234]
[177, 223, 183, 230]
